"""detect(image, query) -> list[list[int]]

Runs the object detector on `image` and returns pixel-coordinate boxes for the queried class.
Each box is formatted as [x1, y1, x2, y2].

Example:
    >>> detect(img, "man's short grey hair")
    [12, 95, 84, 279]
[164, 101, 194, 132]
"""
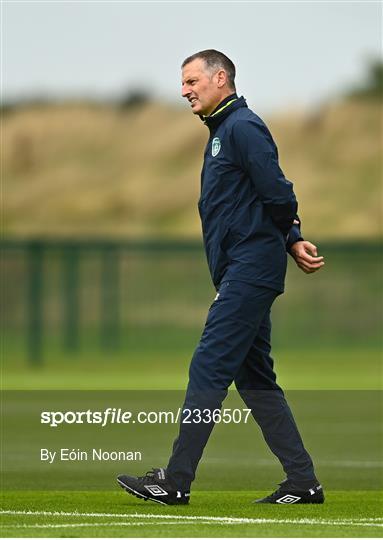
[182, 49, 236, 91]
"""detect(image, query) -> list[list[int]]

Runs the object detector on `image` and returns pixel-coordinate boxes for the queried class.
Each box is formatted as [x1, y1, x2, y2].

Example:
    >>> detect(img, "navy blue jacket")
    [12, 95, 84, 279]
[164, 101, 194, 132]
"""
[199, 94, 303, 292]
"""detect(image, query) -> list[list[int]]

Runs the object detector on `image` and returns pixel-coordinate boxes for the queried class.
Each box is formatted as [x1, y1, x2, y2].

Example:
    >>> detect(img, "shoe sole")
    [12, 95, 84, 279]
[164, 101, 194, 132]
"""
[255, 500, 324, 504]
[117, 477, 168, 505]
[254, 498, 324, 504]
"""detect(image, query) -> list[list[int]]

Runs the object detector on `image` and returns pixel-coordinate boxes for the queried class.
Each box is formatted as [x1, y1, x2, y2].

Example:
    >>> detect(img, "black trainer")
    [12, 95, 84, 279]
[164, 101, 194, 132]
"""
[254, 479, 324, 504]
[117, 468, 190, 505]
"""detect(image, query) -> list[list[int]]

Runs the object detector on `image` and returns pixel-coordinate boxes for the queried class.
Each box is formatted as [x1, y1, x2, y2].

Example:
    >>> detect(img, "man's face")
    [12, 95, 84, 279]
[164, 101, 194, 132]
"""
[181, 58, 222, 116]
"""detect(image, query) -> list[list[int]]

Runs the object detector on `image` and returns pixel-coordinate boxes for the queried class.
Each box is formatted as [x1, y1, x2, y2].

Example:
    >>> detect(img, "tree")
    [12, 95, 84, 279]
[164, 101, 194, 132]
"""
[347, 59, 383, 100]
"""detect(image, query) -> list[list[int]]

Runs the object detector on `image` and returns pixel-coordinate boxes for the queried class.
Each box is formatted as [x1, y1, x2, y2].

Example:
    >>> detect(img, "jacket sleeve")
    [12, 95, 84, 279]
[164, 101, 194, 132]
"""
[231, 120, 298, 236]
[286, 214, 304, 254]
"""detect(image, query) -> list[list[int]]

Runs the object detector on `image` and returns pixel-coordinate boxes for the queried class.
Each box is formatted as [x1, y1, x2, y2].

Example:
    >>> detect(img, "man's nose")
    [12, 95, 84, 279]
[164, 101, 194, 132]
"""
[182, 85, 191, 98]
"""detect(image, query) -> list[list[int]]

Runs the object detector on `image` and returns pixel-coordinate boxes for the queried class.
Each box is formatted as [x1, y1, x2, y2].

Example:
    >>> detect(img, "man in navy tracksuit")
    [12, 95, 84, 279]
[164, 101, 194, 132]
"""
[118, 50, 325, 505]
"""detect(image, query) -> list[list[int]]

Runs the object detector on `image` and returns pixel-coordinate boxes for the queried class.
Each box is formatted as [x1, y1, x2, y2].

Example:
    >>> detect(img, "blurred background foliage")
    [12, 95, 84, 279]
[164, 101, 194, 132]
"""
[3, 60, 382, 240]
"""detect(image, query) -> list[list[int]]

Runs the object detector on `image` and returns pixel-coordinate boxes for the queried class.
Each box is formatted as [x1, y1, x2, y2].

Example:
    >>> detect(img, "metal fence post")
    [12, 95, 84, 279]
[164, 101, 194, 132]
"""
[62, 244, 80, 352]
[27, 242, 43, 366]
[100, 244, 120, 351]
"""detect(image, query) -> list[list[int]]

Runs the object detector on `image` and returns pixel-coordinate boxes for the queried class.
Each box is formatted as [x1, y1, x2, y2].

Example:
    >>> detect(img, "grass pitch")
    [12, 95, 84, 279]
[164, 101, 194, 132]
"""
[3, 243, 382, 537]
[1, 490, 382, 537]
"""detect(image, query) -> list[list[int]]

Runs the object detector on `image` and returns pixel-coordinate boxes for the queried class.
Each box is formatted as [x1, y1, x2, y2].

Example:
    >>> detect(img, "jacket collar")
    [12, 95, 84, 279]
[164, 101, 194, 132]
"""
[201, 94, 247, 131]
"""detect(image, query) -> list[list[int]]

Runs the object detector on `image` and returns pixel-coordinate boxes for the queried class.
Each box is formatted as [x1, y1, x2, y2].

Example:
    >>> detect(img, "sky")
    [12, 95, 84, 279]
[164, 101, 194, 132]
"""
[2, 1, 382, 113]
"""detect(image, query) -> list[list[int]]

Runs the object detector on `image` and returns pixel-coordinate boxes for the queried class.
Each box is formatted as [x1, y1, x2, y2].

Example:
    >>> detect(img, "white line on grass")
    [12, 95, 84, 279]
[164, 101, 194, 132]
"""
[356, 518, 383, 521]
[1, 510, 382, 528]
[1, 521, 223, 529]
[1, 520, 383, 530]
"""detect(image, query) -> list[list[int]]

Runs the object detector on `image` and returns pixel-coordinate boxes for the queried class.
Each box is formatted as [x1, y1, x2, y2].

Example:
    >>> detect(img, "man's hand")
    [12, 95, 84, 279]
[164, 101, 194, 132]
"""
[290, 240, 325, 274]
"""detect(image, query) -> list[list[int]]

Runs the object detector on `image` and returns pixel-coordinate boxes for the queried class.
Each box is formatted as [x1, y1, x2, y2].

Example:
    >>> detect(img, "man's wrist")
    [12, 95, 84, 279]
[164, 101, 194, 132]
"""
[287, 234, 304, 255]
[290, 239, 304, 256]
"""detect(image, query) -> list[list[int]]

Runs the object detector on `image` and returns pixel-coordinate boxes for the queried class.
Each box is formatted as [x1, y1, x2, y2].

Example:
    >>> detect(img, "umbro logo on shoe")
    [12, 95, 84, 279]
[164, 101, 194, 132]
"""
[144, 485, 168, 496]
[275, 494, 302, 504]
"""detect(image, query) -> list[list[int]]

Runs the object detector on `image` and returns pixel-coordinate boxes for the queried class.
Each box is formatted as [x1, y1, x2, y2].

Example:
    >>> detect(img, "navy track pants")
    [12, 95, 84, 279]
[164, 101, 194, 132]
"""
[167, 280, 316, 490]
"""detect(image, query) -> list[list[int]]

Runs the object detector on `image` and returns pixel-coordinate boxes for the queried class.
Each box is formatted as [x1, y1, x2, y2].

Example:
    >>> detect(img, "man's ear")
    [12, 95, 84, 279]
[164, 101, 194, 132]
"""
[216, 69, 227, 88]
